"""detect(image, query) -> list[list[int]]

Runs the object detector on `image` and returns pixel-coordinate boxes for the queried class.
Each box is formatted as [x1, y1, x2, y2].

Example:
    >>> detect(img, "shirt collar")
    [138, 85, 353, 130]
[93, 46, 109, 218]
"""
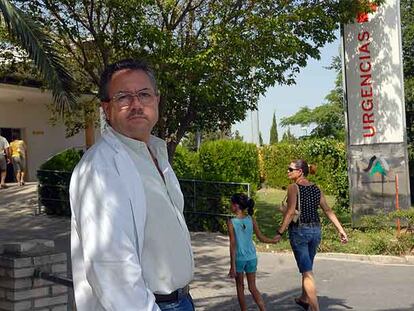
[107, 126, 167, 157]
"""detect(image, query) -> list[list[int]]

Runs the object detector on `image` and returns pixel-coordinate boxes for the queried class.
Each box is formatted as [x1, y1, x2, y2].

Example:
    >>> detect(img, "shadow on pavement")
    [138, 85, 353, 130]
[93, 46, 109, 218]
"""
[194, 291, 356, 310]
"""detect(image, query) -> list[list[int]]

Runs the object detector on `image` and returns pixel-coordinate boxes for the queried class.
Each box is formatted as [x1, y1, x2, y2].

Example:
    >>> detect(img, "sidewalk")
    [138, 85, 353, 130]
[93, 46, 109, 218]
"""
[1, 184, 414, 310]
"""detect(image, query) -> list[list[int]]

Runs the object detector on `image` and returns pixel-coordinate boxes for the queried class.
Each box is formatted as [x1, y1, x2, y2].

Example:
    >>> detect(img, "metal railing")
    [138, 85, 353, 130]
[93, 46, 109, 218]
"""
[33, 269, 73, 288]
[37, 171, 251, 231]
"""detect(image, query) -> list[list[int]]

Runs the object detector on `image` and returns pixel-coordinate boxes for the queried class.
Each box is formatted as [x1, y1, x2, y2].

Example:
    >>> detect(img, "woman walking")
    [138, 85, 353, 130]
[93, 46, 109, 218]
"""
[274, 159, 348, 311]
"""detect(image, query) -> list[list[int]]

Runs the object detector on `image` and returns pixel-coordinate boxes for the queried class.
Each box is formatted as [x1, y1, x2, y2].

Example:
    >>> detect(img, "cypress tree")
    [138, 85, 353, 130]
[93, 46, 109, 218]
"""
[259, 131, 264, 146]
[269, 113, 278, 144]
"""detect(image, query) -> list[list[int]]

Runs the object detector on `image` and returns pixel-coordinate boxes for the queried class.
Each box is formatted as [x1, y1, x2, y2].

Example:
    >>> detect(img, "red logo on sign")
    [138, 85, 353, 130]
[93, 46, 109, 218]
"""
[357, 3, 378, 23]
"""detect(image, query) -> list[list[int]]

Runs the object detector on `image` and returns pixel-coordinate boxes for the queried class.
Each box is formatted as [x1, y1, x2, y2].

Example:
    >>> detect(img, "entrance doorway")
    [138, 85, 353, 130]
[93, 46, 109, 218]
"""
[0, 128, 23, 183]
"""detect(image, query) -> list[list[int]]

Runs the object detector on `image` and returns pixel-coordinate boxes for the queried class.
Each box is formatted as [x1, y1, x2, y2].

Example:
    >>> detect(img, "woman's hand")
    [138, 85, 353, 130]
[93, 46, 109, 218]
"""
[273, 234, 282, 243]
[339, 231, 348, 244]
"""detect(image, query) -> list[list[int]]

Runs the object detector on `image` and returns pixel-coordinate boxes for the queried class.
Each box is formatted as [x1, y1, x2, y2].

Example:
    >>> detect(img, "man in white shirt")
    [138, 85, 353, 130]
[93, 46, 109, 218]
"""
[70, 59, 194, 311]
[0, 132, 10, 189]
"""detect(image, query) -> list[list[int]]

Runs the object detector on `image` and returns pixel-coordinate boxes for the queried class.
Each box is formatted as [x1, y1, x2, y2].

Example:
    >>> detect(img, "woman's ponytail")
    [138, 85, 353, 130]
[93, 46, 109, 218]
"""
[309, 164, 317, 175]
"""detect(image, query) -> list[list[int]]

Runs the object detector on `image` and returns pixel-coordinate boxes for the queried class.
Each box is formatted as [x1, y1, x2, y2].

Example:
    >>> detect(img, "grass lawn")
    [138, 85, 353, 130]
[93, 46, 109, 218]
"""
[253, 187, 414, 256]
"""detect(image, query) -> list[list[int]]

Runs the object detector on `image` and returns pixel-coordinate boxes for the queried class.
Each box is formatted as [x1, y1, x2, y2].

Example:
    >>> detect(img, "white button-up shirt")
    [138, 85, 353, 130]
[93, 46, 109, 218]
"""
[111, 128, 194, 294]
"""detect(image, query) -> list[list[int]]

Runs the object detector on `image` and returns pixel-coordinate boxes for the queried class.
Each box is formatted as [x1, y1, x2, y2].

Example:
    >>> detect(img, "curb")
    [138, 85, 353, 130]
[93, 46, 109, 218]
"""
[316, 252, 414, 265]
[191, 232, 414, 266]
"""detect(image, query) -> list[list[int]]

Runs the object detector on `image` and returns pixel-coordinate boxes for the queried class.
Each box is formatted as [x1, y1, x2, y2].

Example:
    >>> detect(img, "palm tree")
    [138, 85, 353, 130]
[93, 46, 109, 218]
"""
[0, 0, 77, 112]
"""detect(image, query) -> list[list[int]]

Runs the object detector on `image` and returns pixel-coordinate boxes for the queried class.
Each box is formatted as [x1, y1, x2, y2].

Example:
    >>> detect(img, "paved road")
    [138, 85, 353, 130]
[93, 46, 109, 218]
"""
[1, 184, 414, 310]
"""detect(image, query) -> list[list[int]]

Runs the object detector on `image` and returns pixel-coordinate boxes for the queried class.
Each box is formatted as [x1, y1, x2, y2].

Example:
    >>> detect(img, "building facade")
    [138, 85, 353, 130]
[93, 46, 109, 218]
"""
[0, 83, 97, 182]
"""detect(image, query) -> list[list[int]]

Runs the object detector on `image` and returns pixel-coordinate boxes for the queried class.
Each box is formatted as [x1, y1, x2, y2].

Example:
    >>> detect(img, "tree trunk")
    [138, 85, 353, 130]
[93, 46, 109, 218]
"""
[84, 105, 95, 149]
[85, 119, 95, 149]
[167, 140, 178, 165]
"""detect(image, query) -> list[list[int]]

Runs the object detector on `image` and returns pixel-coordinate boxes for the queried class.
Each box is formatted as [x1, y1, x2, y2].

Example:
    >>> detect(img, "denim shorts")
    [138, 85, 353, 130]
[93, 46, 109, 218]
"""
[236, 258, 257, 273]
[289, 225, 321, 273]
[157, 293, 194, 311]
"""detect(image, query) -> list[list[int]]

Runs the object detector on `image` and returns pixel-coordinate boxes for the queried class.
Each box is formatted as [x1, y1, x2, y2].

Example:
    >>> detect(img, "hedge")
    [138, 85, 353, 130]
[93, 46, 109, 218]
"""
[174, 139, 260, 189]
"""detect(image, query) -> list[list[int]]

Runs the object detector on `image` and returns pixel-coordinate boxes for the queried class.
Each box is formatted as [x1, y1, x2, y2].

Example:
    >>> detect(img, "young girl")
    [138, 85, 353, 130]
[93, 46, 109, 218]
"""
[227, 193, 276, 311]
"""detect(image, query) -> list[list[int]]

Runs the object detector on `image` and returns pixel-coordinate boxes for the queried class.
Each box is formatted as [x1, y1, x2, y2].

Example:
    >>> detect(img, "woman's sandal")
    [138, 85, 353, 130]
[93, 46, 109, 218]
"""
[294, 297, 310, 310]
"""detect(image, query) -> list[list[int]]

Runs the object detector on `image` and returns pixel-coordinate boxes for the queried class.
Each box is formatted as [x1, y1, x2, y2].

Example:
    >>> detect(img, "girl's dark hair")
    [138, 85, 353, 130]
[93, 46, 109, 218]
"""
[292, 159, 317, 176]
[231, 193, 255, 216]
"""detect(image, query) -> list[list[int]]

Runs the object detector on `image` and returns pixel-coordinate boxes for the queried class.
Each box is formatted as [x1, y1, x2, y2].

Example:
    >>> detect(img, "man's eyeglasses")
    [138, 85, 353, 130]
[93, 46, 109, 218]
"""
[109, 90, 157, 108]
[287, 167, 300, 172]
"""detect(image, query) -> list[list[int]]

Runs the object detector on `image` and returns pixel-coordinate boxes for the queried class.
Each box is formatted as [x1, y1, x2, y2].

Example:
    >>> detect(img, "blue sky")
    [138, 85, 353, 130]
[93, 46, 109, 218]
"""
[232, 37, 341, 144]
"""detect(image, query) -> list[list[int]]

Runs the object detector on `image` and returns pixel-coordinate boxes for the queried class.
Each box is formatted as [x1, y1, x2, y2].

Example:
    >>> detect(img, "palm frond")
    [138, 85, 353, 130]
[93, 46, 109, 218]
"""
[0, 0, 77, 112]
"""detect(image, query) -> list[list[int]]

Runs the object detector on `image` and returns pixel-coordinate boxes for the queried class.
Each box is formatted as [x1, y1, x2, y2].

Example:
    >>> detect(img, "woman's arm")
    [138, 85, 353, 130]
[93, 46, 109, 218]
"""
[252, 218, 277, 243]
[276, 183, 298, 236]
[227, 219, 237, 278]
[320, 192, 348, 243]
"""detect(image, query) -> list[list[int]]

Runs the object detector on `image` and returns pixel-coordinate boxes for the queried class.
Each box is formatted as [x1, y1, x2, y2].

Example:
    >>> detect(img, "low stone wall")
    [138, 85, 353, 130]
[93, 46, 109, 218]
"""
[0, 239, 69, 311]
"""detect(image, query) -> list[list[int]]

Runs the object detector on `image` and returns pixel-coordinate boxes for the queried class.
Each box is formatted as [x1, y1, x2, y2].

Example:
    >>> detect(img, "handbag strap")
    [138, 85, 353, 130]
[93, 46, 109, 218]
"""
[295, 183, 301, 224]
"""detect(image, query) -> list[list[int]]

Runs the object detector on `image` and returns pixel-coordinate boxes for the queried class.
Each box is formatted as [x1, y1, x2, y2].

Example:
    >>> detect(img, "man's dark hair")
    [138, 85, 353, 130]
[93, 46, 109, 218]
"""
[99, 59, 158, 102]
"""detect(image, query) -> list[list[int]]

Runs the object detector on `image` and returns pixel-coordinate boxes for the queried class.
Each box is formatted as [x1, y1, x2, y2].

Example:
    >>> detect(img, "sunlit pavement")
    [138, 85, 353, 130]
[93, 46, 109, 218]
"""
[1, 184, 413, 310]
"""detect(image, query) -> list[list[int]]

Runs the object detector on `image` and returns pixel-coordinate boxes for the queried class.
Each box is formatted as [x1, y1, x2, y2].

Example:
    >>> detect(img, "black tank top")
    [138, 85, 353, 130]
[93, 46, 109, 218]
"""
[297, 184, 321, 224]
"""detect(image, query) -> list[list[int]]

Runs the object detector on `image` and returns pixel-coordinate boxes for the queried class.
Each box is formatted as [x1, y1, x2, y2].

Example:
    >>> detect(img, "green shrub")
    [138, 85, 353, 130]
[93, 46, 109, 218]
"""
[198, 140, 260, 188]
[40, 148, 83, 172]
[389, 208, 414, 231]
[173, 145, 200, 179]
[38, 148, 83, 216]
[174, 140, 259, 232]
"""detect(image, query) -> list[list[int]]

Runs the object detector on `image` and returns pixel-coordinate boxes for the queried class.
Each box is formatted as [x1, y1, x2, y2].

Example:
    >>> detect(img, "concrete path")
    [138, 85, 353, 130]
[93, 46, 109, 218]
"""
[1, 184, 414, 310]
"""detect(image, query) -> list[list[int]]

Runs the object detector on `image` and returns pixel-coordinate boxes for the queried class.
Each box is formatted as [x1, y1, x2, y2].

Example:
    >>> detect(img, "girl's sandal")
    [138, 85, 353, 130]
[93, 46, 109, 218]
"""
[294, 297, 309, 310]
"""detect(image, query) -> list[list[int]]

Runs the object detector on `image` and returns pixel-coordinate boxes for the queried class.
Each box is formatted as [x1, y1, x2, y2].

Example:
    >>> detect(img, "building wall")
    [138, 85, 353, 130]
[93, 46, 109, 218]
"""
[0, 84, 98, 181]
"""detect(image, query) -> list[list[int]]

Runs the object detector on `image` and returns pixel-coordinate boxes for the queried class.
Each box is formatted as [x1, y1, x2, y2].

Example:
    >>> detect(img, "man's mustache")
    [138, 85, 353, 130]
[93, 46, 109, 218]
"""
[127, 109, 146, 119]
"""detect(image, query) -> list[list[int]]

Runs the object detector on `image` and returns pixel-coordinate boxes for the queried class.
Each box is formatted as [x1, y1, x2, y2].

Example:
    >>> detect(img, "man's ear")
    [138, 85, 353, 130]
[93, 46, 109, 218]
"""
[101, 102, 110, 120]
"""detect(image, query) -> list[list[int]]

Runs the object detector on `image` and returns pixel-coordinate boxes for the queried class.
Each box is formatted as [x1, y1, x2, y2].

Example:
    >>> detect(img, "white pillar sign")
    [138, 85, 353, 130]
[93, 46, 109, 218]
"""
[342, 0, 411, 225]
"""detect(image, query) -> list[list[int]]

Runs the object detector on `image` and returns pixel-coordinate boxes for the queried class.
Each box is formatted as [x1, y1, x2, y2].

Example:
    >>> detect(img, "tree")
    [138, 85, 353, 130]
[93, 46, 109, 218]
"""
[281, 128, 296, 142]
[180, 127, 234, 151]
[269, 113, 278, 144]
[16, 0, 383, 160]
[280, 56, 345, 140]
[258, 131, 263, 146]
[0, 0, 77, 111]
[232, 130, 244, 142]
[401, 0, 414, 144]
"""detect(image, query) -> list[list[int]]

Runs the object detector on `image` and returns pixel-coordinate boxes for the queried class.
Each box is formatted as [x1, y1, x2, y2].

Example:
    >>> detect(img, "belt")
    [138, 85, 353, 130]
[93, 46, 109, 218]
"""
[154, 285, 190, 303]
[290, 222, 321, 228]
[297, 222, 321, 228]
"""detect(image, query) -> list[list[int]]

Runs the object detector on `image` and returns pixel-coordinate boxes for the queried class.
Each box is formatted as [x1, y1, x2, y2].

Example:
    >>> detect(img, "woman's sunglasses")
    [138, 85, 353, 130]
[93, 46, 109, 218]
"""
[287, 167, 300, 172]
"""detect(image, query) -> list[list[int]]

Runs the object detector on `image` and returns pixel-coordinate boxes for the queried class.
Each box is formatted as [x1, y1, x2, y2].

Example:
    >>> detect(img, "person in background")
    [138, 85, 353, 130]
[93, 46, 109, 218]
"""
[70, 59, 194, 311]
[10, 133, 27, 186]
[274, 159, 348, 311]
[227, 193, 277, 311]
[0, 132, 10, 189]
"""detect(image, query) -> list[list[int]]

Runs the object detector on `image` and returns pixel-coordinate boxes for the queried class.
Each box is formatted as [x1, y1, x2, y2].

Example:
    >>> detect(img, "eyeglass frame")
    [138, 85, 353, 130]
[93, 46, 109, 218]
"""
[108, 89, 158, 109]
[287, 167, 300, 172]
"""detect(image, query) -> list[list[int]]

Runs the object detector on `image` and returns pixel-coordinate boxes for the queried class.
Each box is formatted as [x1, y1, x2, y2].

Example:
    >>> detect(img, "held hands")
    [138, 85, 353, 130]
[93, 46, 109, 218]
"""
[272, 234, 282, 243]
